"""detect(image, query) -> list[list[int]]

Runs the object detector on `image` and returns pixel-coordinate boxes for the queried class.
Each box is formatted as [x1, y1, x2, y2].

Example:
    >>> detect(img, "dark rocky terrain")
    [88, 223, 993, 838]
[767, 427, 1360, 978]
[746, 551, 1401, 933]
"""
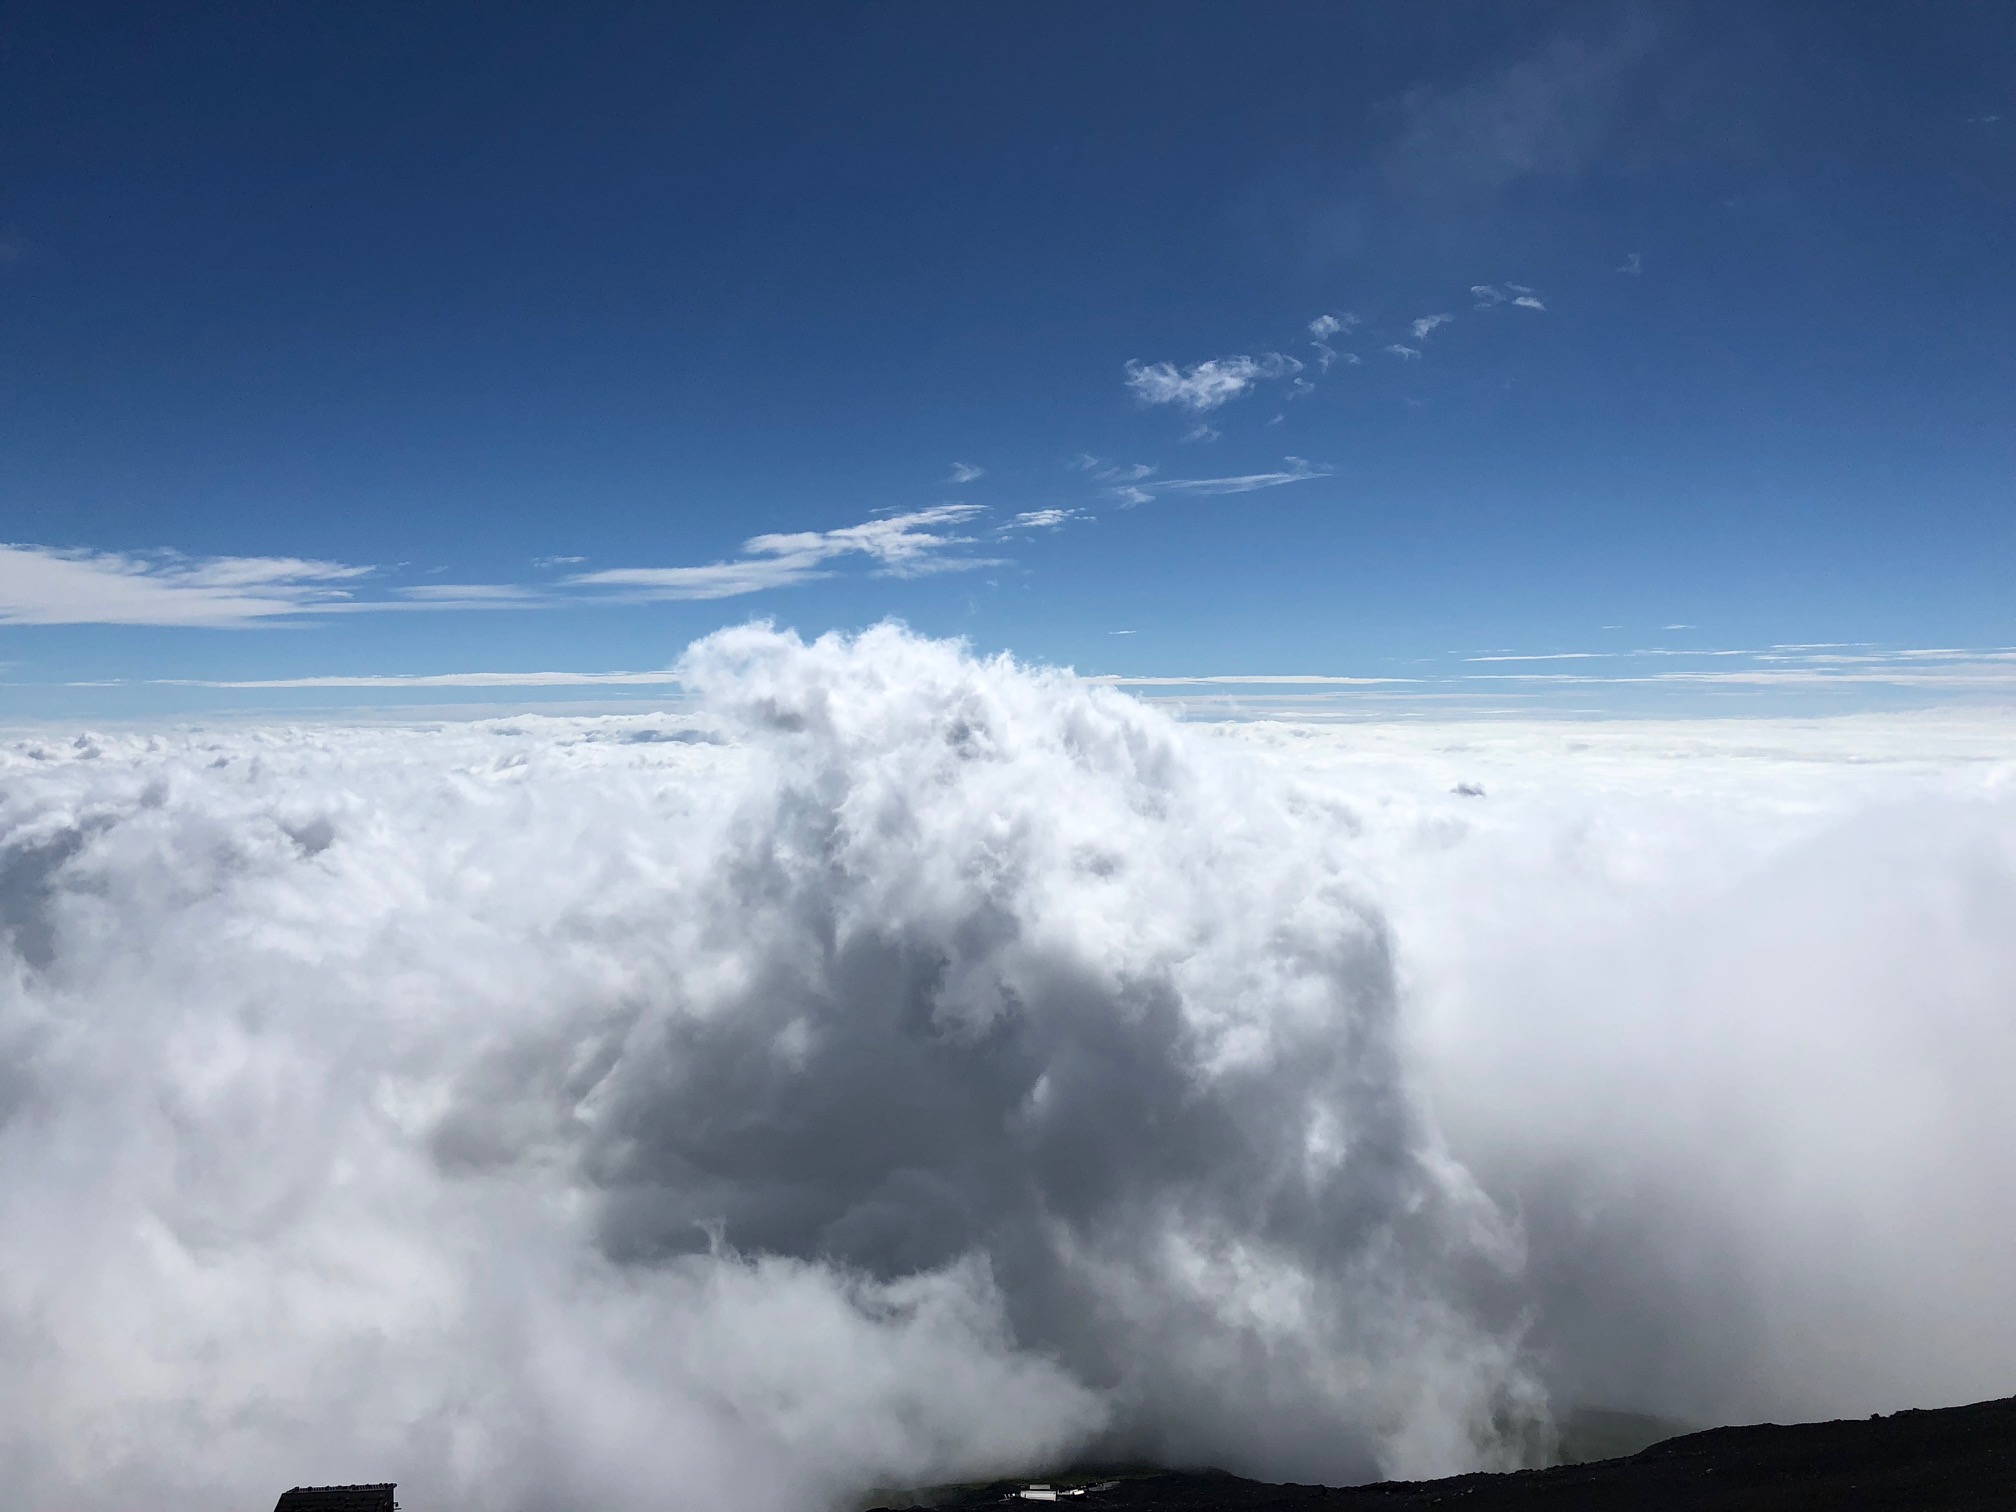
[886, 1393, 2015, 1511]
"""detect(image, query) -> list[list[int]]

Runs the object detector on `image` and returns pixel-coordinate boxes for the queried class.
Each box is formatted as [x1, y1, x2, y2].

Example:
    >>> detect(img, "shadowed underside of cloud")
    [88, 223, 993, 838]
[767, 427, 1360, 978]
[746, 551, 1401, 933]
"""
[2, 627, 2013, 1512]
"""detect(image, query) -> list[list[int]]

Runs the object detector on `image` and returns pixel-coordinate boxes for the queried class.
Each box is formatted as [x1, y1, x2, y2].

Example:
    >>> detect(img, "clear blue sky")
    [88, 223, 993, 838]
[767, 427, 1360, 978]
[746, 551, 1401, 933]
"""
[3, 2, 2013, 715]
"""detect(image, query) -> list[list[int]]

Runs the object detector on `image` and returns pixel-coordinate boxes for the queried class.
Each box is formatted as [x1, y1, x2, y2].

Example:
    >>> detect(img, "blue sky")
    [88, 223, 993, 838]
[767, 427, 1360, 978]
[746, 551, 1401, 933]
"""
[3, 2, 2013, 716]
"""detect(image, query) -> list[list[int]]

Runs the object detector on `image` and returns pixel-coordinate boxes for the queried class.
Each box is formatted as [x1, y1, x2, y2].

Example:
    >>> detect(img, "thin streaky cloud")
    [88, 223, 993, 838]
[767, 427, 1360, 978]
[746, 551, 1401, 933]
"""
[1307, 313, 1358, 339]
[1384, 344, 1422, 361]
[397, 583, 543, 603]
[1110, 485, 1156, 507]
[300, 594, 558, 615]
[1411, 313, 1454, 340]
[1512, 294, 1545, 310]
[1752, 647, 2016, 665]
[998, 508, 1082, 533]
[1617, 252, 1643, 275]
[948, 461, 985, 484]
[149, 669, 687, 689]
[0, 544, 551, 625]
[0, 544, 372, 627]
[1633, 647, 1757, 657]
[1181, 423, 1221, 444]
[533, 555, 587, 568]
[1088, 673, 1412, 686]
[568, 505, 990, 600]
[1704, 666, 2016, 686]
[1155, 457, 1332, 496]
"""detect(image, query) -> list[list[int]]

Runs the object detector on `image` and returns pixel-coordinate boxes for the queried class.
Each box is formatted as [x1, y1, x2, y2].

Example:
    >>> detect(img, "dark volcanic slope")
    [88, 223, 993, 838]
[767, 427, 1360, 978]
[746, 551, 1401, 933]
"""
[944, 1395, 2016, 1512]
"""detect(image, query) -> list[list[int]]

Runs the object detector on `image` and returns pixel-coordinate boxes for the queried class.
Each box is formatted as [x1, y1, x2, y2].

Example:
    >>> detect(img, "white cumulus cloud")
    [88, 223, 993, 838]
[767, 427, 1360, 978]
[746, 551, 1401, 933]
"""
[1124, 354, 1302, 412]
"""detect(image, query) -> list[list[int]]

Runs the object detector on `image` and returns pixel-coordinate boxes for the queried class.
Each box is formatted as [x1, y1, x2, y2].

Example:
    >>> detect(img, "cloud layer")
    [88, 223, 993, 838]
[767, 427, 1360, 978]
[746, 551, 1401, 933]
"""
[0, 626, 1540, 1511]
[3, 629, 2013, 1511]
[1232, 712, 2016, 1428]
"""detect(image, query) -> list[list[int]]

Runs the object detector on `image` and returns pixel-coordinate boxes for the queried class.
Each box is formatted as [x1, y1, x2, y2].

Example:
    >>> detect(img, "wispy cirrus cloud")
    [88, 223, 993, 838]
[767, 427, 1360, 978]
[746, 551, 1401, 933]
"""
[1471, 283, 1546, 311]
[0, 544, 375, 627]
[1161, 457, 1331, 494]
[1308, 313, 1364, 372]
[1090, 672, 1409, 686]
[947, 461, 986, 484]
[1384, 344, 1422, 361]
[999, 508, 1085, 533]
[1387, 19, 1656, 196]
[1450, 643, 2016, 697]
[568, 506, 992, 601]
[1120, 458, 1332, 505]
[1124, 353, 1302, 412]
[0, 544, 559, 626]
[1073, 455, 1152, 480]
[1411, 313, 1455, 340]
[397, 583, 544, 603]
[149, 668, 687, 689]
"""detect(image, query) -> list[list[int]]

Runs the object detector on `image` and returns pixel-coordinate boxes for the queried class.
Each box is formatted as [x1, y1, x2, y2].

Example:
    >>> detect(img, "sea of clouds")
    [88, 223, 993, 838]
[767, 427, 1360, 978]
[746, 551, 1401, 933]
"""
[2, 623, 2012, 1512]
